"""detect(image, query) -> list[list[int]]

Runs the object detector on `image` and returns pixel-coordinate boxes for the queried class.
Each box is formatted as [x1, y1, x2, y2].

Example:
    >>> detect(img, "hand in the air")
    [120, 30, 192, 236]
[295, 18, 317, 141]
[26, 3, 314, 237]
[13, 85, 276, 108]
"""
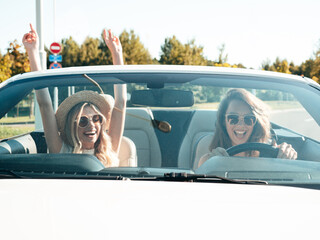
[22, 24, 38, 52]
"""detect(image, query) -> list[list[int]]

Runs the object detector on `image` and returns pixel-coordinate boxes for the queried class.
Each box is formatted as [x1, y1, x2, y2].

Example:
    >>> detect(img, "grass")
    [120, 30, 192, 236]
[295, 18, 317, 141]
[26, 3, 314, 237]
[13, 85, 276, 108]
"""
[264, 101, 302, 110]
[0, 125, 35, 139]
[0, 116, 35, 124]
[0, 116, 35, 139]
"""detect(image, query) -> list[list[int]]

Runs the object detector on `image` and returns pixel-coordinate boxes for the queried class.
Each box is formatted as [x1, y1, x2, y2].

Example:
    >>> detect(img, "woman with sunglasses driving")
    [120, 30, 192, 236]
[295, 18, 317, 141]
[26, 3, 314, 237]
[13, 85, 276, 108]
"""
[198, 88, 297, 167]
[23, 24, 126, 167]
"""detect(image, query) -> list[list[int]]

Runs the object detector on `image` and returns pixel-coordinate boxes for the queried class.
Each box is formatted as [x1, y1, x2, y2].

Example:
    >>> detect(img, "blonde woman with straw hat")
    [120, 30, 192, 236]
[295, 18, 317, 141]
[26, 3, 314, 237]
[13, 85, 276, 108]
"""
[23, 24, 126, 167]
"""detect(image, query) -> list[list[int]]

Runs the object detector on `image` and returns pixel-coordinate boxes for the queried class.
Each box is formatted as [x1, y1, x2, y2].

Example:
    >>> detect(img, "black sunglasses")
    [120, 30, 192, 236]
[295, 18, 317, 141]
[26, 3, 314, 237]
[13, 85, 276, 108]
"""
[226, 114, 257, 126]
[78, 114, 103, 128]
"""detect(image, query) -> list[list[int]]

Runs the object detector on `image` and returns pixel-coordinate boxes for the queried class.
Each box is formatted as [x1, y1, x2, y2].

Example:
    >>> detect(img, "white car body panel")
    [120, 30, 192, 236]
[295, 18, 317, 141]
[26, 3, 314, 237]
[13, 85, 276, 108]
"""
[1, 65, 309, 86]
[2, 65, 320, 239]
[1, 179, 319, 240]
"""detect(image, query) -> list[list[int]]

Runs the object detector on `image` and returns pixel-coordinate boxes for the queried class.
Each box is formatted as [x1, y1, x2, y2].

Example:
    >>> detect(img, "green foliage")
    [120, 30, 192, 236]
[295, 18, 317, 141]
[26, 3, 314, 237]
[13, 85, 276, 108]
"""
[54, 30, 152, 67]
[159, 36, 207, 65]
[120, 30, 152, 64]
[310, 49, 320, 83]
[261, 41, 320, 84]
[0, 41, 29, 82]
[159, 36, 184, 64]
[235, 63, 246, 69]
[0, 125, 34, 139]
[217, 44, 228, 64]
[256, 89, 282, 101]
[266, 57, 291, 74]
[201, 86, 228, 103]
[289, 62, 301, 76]
[0, 54, 12, 82]
[59, 37, 81, 67]
[98, 31, 113, 65]
[79, 37, 103, 66]
[208, 44, 245, 68]
[1, 29, 320, 85]
[261, 59, 271, 71]
[300, 59, 314, 77]
[8, 41, 30, 75]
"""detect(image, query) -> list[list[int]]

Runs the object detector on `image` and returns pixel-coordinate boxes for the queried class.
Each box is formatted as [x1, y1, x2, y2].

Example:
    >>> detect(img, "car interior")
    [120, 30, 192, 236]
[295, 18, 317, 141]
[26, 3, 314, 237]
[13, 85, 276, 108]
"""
[2, 75, 320, 182]
[2, 105, 320, 171]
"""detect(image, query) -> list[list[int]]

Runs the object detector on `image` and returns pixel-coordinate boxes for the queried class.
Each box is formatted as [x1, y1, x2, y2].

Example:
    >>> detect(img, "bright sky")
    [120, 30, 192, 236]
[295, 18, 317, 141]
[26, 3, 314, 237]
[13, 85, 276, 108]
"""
[1, 0, 320, 69]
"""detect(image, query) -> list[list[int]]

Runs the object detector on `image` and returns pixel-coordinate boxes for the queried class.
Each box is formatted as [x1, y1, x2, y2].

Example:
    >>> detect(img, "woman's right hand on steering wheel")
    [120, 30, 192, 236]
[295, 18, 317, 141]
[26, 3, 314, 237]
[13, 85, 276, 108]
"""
[274, 142, 297, 160]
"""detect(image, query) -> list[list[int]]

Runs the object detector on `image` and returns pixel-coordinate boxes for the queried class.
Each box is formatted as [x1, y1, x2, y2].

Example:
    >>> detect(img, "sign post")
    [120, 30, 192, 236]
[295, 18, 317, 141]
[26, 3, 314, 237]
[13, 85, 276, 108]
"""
[49, 42, 62, 111]
[50, 42, 62, 54]
[35, 0, 47, 130]
[49, 42, 62, 69]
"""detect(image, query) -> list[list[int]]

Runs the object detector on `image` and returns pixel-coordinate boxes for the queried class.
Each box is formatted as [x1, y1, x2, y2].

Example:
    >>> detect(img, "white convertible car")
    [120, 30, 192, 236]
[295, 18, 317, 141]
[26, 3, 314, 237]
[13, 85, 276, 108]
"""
[1, 65, 320, 239]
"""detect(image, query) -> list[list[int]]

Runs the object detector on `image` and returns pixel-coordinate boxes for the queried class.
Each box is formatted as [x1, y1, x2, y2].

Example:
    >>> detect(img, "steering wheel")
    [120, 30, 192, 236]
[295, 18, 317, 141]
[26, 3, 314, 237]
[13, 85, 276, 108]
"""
[226, 142, 279, 158]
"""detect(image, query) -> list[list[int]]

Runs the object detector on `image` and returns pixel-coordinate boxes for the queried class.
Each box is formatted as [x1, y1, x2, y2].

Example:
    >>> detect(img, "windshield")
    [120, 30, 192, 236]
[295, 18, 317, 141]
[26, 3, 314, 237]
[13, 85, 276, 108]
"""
[1, 70, 320, 186]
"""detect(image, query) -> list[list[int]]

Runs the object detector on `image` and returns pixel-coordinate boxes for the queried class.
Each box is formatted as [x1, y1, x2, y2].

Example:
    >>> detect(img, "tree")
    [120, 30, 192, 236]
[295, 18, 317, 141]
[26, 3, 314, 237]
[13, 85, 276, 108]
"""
[159, 36, 207, 65]
[217, 44, 228, 64]
[79, 37, 103, 66]
[97, 32, 113, 65]
[236, 63, 246, 69]
[207, 44, 245, 68]
[120, 30, 152, 64]
[263, 57, 291, 74]
[289, 62, 301, 76]
[0, 54, 12, 82]
[59, 37, 81, 67]
[7, 41, 29, 76]
[310, 48, 320, 83]
[300, 59, 314, 78]
[0, 41, 29, 82]
[183, 39, 207, 65]
[261, 59, 271, 71]
[57, 30, 152, 67]
[159, 36, 184, 65]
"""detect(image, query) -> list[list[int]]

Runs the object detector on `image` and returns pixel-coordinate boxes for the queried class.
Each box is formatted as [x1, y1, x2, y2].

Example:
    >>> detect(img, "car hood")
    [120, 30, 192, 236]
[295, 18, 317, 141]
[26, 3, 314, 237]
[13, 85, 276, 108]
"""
[0, 179, 319, 240]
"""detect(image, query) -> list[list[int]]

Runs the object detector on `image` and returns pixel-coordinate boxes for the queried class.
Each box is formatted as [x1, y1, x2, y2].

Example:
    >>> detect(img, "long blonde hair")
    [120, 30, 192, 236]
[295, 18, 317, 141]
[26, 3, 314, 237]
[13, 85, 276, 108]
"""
[209, 88, 271, 156]
[65, 102, 118, 167]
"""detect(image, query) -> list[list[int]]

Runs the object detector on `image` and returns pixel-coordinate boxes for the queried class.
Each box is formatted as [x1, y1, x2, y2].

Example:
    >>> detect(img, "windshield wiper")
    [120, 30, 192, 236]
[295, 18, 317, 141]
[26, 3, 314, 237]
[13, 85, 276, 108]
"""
[0, 169, 129, 180]
[158, 172, 268, 184]
[0, 169, 24, 179]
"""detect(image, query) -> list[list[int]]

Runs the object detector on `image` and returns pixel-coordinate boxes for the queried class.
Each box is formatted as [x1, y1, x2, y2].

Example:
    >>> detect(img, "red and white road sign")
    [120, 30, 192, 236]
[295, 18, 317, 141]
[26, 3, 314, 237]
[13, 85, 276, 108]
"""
[50, 42, 62, 54]
[49, 62, 62, 69]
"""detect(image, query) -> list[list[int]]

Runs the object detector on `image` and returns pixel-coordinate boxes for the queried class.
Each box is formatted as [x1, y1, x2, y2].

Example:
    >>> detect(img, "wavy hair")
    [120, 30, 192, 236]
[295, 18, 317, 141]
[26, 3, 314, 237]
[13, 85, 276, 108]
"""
[64, 102, 118, 167]
[209, 88, 271, 156]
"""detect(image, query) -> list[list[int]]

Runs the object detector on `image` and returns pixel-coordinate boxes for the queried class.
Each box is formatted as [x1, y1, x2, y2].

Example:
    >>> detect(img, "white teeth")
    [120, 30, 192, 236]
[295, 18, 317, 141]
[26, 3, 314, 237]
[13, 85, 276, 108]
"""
[235, 131, 245, 134]
[85, 131, 96, 135]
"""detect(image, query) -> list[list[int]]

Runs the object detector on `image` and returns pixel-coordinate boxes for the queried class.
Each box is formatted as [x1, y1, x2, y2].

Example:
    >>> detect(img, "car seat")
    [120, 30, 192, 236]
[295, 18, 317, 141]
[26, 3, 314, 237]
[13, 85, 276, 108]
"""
[177, 110, 217, 169]
[119, 136, 137, 167]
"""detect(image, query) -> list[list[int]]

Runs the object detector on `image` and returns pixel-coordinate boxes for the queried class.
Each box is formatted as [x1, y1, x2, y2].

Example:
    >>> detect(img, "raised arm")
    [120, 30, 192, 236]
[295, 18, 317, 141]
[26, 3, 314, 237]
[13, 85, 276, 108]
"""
[103, 29, 127, 154]
[23, 24, 63, 153]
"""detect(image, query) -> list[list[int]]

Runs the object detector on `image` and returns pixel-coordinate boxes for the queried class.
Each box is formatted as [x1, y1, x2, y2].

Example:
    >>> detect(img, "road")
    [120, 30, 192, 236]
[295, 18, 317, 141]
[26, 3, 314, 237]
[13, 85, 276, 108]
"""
[270, 109, 320, 141]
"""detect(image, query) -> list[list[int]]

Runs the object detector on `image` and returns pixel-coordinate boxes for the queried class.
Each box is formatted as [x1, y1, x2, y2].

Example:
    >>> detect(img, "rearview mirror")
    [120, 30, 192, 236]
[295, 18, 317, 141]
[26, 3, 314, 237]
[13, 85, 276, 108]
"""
[130, 89, 194, 107]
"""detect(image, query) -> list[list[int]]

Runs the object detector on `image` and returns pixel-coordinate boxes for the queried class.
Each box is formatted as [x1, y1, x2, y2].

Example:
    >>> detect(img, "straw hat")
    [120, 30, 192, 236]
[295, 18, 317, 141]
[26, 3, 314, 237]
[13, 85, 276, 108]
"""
[55, 90, 113, 142]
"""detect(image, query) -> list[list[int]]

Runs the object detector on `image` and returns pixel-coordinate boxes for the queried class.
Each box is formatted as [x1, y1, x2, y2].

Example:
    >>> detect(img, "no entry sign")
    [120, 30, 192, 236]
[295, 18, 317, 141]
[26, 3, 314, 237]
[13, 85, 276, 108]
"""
[50, 42, 62, 54]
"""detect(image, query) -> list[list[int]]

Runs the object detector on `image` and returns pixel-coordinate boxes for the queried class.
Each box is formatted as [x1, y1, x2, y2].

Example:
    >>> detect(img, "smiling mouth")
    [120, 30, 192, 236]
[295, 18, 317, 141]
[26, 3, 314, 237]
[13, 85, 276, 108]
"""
[234, 130, 246, 138]
[84, 131, 97, 137]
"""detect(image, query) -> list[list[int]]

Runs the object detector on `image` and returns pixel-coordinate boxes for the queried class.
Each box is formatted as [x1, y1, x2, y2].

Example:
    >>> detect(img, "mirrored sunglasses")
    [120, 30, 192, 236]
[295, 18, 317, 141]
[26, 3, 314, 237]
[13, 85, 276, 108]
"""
[78, 114, 103, 128]
[226, 114, 257, 126]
